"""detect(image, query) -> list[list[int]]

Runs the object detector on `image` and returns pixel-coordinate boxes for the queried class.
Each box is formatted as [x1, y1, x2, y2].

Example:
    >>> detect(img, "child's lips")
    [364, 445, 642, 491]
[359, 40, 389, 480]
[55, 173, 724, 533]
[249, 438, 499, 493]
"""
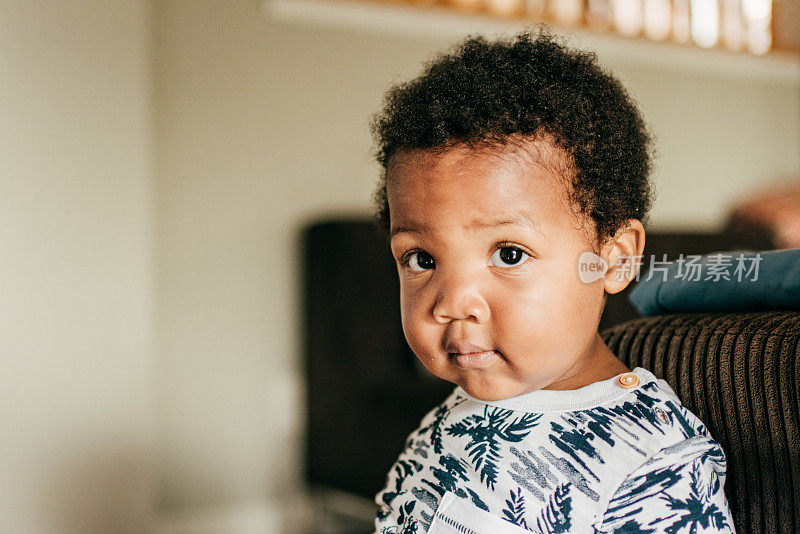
[445, 341, 500, 369]
[445, 340, 490, 354]
[450, 350, 499, 370]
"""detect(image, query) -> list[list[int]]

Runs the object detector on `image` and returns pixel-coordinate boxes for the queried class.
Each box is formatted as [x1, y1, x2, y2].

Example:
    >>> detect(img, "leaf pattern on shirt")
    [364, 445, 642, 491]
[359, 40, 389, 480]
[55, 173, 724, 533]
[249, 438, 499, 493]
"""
[599, 438, 730, 534]
[502, 487, 530, 528]
[375, 378, 734, 534]
[446, 406, 541, 489]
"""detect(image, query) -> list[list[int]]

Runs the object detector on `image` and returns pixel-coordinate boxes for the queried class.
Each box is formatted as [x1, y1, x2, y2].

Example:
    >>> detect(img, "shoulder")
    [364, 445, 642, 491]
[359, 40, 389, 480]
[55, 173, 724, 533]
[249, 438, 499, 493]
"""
[613, 371, 714, 444]
[568, 371, 724, 501]
[591, 373, 735, 532]
[639, 375, 716, 444]
[595, 434, 734, 533]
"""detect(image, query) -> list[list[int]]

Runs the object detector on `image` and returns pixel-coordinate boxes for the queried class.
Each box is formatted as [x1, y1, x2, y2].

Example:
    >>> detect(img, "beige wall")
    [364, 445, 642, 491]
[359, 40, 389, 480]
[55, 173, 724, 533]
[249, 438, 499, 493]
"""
[153, 0, 799, 523]
[153, 0, 437, 516]
[0, 1, 155, 533]
[616, 66, 800, 228]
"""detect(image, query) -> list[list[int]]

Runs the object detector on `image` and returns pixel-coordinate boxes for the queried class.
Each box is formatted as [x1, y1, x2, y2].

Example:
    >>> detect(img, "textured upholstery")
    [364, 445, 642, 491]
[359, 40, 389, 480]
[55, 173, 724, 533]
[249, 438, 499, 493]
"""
[601, 311, 800, 534]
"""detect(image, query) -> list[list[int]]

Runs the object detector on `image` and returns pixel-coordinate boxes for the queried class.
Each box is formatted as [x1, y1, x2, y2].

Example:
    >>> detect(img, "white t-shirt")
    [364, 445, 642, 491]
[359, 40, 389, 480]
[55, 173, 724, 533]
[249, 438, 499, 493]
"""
[374, 367, 736, 534]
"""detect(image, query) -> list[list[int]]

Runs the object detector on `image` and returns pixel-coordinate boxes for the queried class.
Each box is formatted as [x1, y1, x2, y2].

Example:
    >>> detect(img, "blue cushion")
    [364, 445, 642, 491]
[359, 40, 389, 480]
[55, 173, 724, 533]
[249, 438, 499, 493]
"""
[628, 248, 800, 316]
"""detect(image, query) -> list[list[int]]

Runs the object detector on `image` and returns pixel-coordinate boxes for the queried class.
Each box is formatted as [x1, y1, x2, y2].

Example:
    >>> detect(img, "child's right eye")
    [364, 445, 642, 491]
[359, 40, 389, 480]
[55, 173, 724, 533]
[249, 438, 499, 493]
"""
[406, 251, 436, 272]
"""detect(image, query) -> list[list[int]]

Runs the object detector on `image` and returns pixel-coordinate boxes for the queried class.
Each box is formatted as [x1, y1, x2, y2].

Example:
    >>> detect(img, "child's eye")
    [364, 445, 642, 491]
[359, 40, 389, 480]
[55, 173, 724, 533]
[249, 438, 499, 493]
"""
[406, 251, 436, 272]
[490, 246, 530, 267]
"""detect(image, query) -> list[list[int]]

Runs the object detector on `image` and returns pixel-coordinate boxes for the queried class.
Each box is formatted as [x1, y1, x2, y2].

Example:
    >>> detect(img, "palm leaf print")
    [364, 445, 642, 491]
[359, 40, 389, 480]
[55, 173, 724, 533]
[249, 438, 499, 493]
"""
[417, 395, 466, 455]
[533, 482, 572, 533]
[463, 486, 490, 512]
[428, 453, 470, 494]
[602, 438, 730, 533]
[602, 519, 656, 533]
[424, 454, 490, 511]
[446, 407, 541, 489]
[540, 392, 691, 490]
[661, 460, 729, 533]
[411, 487, 439, 530]
[502, 487, 530, 528]
[396, 501, 419, 534]
[393, 459, 423, 491]
[605, 464, 684, 515]
[418, 404, 450, 455]
[410, 438, 429, 459]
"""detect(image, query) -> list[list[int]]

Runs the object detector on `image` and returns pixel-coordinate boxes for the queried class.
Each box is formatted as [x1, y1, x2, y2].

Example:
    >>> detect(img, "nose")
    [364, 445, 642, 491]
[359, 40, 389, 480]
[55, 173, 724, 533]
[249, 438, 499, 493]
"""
[431, 270, 490, 324]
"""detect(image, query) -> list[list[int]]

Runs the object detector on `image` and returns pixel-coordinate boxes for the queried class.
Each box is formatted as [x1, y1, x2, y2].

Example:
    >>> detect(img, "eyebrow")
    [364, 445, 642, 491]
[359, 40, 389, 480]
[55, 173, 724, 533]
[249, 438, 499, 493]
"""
[390, 216, 546, 239]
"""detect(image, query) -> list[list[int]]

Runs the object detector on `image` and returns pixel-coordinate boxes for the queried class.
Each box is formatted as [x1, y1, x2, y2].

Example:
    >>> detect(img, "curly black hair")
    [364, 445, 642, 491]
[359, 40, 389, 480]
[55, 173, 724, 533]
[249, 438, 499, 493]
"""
[370, 27, 654, 245]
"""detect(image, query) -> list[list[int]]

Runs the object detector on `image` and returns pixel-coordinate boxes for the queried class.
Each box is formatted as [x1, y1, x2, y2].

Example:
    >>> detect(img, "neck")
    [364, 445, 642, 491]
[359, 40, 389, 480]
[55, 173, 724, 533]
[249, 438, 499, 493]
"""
[542, 333, 630, 391]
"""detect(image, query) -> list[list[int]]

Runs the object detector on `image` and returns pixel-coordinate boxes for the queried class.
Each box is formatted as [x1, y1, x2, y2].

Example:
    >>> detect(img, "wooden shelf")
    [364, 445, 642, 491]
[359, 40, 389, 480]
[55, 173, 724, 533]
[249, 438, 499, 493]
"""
[263, 0, 800, 84]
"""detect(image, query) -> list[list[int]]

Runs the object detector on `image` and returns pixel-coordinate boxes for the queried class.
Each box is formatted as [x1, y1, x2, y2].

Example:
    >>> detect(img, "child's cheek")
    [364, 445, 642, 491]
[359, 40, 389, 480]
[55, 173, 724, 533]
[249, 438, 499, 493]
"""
[399, 290, 430, 352]
[399, 289, 452, 377]
[401, 318, 445, 379]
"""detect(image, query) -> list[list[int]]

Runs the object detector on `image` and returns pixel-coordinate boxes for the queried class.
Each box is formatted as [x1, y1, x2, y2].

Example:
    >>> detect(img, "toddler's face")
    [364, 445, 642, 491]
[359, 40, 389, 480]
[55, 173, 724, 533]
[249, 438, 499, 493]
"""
[387, 142, 615, 401]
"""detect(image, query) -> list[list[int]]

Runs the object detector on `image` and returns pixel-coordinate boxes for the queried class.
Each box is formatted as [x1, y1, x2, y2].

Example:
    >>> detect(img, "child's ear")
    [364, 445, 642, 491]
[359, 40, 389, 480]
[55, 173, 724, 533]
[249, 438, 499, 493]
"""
[601, 219, 646, 295]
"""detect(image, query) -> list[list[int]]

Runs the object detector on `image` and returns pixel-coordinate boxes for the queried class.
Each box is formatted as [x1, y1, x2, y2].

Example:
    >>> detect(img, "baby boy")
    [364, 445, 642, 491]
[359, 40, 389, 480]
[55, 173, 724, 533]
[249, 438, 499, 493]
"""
[370, 28, 735, 534]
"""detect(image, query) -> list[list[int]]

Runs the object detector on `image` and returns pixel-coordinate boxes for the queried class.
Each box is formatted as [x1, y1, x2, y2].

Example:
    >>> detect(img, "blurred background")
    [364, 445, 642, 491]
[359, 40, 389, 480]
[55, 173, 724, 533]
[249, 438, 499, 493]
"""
[1, 0, 798, 532]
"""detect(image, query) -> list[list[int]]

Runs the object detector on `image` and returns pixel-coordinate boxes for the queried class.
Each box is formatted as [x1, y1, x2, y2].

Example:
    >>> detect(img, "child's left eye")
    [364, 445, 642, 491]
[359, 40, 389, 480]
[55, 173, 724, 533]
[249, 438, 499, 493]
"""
[490, 246, 530, 267]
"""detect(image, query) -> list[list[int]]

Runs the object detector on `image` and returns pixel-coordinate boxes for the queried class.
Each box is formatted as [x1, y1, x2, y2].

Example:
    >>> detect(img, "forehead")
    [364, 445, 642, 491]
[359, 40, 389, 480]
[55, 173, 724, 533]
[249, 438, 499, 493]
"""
[388, 134, 569, 177]
[386, 138, 593, 243]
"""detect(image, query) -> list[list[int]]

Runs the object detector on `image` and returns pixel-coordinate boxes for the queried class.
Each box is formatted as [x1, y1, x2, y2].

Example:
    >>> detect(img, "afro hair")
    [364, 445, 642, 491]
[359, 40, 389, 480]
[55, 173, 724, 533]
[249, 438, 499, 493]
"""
[370, 26, 654, 245]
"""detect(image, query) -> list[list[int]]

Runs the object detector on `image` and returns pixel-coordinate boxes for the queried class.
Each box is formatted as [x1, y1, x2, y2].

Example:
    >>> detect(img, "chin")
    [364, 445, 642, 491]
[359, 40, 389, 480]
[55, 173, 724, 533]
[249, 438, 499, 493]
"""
[466, 389, 511, 402]
[458, 378, 522, 402]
